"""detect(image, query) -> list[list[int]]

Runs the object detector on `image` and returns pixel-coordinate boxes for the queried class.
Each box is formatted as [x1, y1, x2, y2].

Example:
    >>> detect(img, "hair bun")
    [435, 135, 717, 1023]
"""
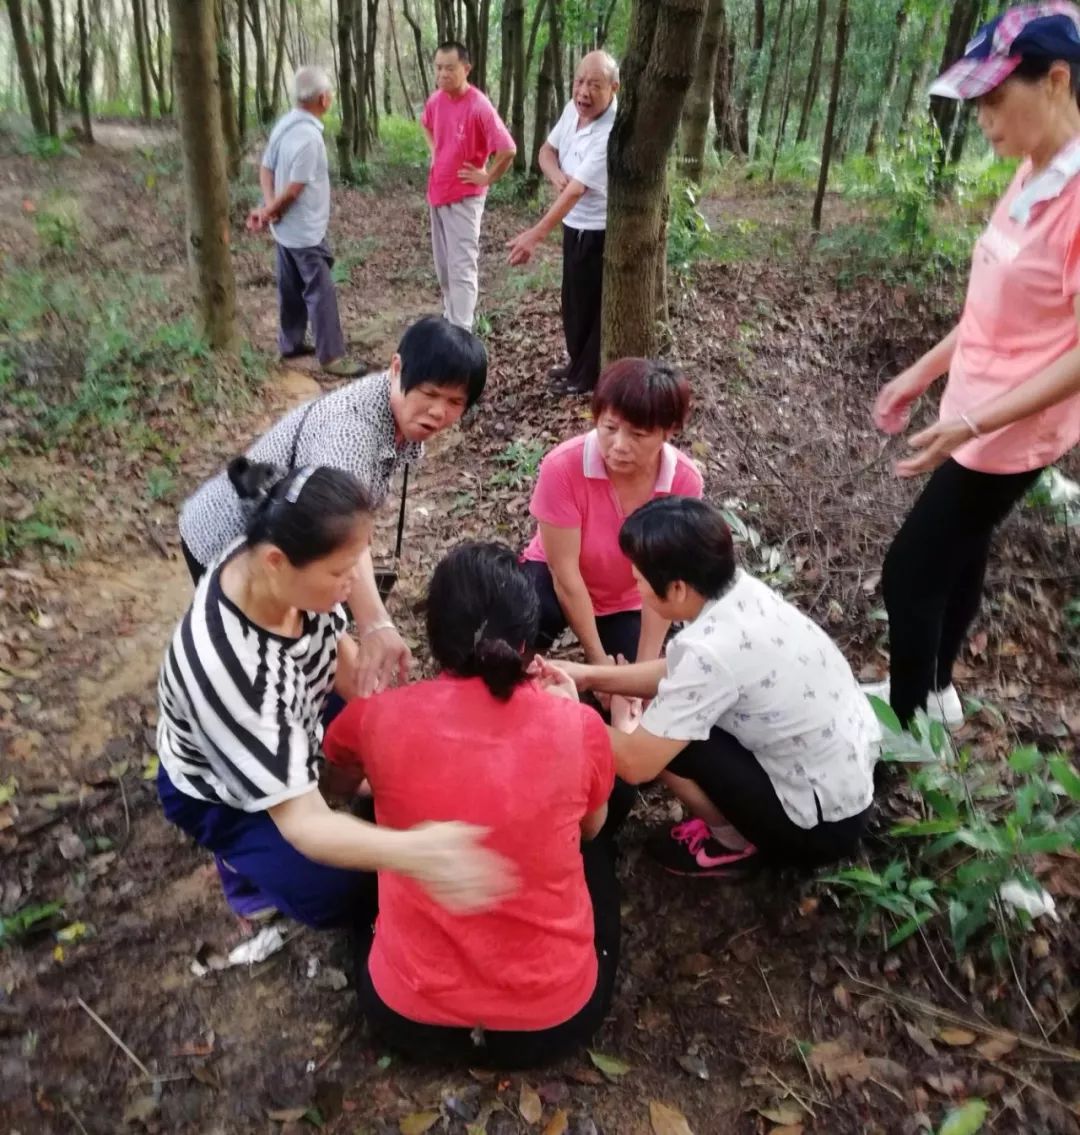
[227, 456, 286, 503]
[473, 636, 526, 701]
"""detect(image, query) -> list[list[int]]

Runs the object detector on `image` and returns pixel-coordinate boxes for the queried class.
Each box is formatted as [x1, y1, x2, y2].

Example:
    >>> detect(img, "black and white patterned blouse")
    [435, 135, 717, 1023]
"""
[157, 540, 348, 811]
[178, 371, 422, 568]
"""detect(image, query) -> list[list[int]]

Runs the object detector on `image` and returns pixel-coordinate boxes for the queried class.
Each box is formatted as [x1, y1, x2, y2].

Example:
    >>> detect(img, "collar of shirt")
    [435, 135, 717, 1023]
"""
[294, 107, 325, 134]
[690, 569, 744, 625]
[1009, 134, 1080, 224]
[573, 96, 618, 136]
[582, 428, 677, 491]
[362, 370, 424, 467]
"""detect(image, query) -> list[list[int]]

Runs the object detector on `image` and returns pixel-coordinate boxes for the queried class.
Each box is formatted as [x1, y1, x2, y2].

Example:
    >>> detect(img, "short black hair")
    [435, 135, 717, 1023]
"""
[592, 357, 691, 432]
[426, 542, 539, 700]
[397, 315, 487, 408]
[228, 457, 372, 567]
[1010, 56, 1080, 107]
[619, 497, 735, 600]
[435, 40, 470, 64]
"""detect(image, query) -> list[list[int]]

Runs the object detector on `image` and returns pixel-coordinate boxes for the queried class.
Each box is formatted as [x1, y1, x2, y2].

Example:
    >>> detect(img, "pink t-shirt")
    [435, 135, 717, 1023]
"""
[521, 431, 705, 616]
[942, 153, 1080, 473]
[421, 86, 516, 208]
[322, 676, 614, 1031]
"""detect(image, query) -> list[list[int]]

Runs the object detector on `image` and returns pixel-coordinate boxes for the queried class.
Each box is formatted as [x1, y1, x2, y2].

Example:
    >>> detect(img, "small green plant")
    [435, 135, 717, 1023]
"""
[667, 182, 713, 279]
[18, 131, 76, 160]
[146, 466, 176, 501]
[490, 439, 546, 490]
[719, 500, 794, 589]
[373, 115, 430, 169]
[33, 201, 80, 253]
[0, 902, 63, 947]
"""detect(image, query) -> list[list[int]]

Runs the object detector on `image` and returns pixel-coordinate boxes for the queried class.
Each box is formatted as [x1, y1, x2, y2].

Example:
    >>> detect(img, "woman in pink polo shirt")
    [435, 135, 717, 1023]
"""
[521, 358, 704, 665]
[870, 4, 1080, 727]
[323, 542, 618, 1067]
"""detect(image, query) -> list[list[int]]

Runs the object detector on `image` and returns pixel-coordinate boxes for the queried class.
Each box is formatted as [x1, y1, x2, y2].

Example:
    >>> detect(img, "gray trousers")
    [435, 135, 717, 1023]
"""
[276, 240, 346, 364]
[429, 195, 485, 330]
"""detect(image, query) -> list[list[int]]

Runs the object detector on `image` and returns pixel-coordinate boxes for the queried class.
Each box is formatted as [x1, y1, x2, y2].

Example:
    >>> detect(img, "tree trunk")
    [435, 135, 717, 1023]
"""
[524, 0, 547, 84]
[497, 0, 515, 121]
[795, 0, 827, 144]
[166, 0, 238, 352]
[237, 0, 248, 139]
[737, 0, 765, 156]
[767, 0, 800, 180]
[549, 0, 564, 111]
[247, 0, 271, 124]
[216, 0, 241, 176]
[131, 0, 154, 119]
[76, 0, 92, 140]
[811, 0, 847, 232]
[864, 2, 907, 156]
[478, 0, 491, 92]
[754, 0, 787, 160]
[382, 7, 393, 114]
[338, 0, 356, 177]
[145, 0, 167, 110]
[603, 0, 707, 362]
[509, 0, 525, 172]
[155, 0, 171, 113]
[931, 0, 980, 173]
[529, 38, 555, 179]
[388, 1, 414, 117]
[679, 0, 725, 184]
[40, 0, 61, 134]
[712, 9, 740, 153]
[365, 0, 380, 141]
[596, 0, 619, 46]
[897, 5, 943, 138]
[401, 0, 430, 93]
[270, 0, 287, 118]
[462, 0, 481, 88]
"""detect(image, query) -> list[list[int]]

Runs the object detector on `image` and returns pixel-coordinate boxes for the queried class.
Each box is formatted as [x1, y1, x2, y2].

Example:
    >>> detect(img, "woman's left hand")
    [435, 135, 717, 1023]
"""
[529, 655, 580, 702]
[355, 626, 413, 696]
[895, 418, 974, 478]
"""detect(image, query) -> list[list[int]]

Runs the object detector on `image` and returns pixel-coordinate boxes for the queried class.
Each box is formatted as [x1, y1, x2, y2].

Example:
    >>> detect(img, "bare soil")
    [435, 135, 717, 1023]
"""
[1, 124, 1079, 1135]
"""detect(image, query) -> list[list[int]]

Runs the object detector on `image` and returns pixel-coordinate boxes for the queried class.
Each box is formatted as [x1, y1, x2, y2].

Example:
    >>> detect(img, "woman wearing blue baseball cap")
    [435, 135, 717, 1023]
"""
[867, 3, 1080, 727]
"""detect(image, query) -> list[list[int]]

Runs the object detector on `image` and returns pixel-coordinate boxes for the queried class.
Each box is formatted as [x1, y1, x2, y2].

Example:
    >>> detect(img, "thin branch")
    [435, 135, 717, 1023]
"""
[76, 997, 152, 1078]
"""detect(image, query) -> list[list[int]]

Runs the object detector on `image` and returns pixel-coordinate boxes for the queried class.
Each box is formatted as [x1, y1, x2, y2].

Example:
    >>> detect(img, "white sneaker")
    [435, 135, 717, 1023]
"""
[859, 679, 965, 729]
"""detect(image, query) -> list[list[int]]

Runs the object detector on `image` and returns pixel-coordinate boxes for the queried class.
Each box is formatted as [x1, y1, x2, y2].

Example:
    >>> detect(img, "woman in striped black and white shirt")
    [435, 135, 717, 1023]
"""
[157, 458, 513, 927]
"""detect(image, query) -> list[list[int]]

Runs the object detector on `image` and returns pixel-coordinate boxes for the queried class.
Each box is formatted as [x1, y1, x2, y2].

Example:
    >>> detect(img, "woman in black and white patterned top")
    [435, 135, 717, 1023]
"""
[178, 316, 487, 698]
[158, 458, 512, 927]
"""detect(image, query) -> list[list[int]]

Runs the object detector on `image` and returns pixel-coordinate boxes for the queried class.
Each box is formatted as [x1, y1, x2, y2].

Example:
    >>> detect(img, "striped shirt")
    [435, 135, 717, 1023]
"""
[157, 541, 347, 812]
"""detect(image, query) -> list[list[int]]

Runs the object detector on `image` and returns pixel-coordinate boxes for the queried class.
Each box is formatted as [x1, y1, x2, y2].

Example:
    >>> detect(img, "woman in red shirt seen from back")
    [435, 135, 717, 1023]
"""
[323, 542, 619, 1068]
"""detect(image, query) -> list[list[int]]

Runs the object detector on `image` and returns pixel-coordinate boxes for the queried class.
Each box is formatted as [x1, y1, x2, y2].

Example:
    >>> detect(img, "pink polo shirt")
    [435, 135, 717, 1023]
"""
[942, 147, 1080, 474]
[521, 431, 704, 616]
[421, 86, 516, 208]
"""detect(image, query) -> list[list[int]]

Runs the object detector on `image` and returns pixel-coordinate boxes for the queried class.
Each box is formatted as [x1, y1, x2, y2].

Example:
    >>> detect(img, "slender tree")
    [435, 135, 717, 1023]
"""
[679, 0, 726, 183]
[529, 38, 555, 178]
[603, 0, 707, 361]
[247, 0, 271, 123]
[509, 0, 526, 171]
[237, 0, 248, 140]
[155, 0, 170, 112]
[76, 0, 92, 140]
[931, 0, 981, 173]
[767, 0, 800, 180]
[897, 4, 943, 138]
[216, 0, 241, 176]
[712, 6, 740, 154]
[40, 0, 61, 135]
[864, 2, 908, 156]
[167, 0, 239, 352]
[388, 0, 414, 117]
[132, 0, 154, 119]
[402, 0, 430, 92]
[269, 0, 288, 117]
[795, 0, 827, 143]
[811, 0, 848, 232]
[737, 0, 765, 154]
[549, 0, 564, 110]
[337, 0, 356, 178]
[754, 0, 788, 159]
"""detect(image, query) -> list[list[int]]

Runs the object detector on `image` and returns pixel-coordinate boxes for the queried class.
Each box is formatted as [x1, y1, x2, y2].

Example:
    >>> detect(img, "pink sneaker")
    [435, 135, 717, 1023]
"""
[647, 818, 759, 878]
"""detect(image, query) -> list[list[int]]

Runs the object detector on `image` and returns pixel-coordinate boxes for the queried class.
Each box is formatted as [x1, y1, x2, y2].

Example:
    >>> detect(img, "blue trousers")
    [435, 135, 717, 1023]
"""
[276, 239, 346, 364]
[157, 763, 375, 930]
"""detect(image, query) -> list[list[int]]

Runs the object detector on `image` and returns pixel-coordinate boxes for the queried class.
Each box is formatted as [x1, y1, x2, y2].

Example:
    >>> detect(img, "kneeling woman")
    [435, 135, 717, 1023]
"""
[545, 498, 880, 877]
[156, 460, 510, 926]
[323, 543, 619, 1068]
[521, 358, 703, 664]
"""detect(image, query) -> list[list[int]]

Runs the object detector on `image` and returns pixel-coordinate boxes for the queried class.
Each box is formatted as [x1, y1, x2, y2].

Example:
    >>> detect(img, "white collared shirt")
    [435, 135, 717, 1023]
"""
[1010, 135, 1080, 225]
[546, 98, 617, 231]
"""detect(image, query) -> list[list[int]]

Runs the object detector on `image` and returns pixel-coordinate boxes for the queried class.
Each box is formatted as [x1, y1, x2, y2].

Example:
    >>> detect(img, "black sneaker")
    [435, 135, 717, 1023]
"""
[647, 819, 759, 878]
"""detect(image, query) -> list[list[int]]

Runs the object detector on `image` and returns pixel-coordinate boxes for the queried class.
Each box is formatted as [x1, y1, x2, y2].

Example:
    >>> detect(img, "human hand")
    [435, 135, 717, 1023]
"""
[547, 168, 569, 193]
[506, 227, 541, 267]
[355, 626, 413, 696]
[895, 418, 975, 478]
[610, 693, 643, 734]
[873, 370, 922, 434]
[457, 162, 491, 187]
[528, 655, 582, 701]
[401, 821, 519, 912]
[245, 207, 270, 233]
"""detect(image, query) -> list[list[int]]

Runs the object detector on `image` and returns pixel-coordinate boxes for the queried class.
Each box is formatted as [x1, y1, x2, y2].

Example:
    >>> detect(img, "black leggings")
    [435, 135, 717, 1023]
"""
[666, 729, 871, 867]
[357, 834, 621, 1068]
[882, 458, 1043, 724]
[522, 559, 641, 662]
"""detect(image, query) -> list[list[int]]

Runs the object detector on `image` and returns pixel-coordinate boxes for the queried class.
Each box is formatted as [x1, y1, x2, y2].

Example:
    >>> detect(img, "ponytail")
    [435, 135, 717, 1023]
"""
[426, 542, 539, 701]
[226, 456, 372, 567]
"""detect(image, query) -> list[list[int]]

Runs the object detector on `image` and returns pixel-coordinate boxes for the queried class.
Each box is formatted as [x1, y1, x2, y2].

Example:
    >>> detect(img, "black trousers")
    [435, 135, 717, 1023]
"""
[667, 729, 871, 867]
[561, 224, 605, 391]
[522, 559, 641, 663]
[882, 458, 1043, 724]
[357, 834, 621, 1068]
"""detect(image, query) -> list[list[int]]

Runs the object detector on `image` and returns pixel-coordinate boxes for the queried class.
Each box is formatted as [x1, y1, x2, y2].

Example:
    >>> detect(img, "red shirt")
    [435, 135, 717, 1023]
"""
[323, 675, 614, 1030]
[421, 86, 516, 208]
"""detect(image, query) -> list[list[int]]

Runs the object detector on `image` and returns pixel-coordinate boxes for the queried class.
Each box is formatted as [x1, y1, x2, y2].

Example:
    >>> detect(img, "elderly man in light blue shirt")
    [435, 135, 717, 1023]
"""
[247, 65, 360, 377]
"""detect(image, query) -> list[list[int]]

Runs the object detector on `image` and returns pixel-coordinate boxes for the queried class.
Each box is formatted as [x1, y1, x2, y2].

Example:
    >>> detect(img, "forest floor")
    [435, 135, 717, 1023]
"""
[1, 120, 1079, 1135]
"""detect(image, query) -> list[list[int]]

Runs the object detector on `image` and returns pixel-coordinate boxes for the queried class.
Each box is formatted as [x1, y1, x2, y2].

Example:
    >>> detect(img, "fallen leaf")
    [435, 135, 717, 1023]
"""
[649, 1100, 694, 1135]
[832, 983, 850, 1011]
[123, 1095, 158, 1125]
[904, 1022, 938, 1057]
[770, 1128, 804, 1135]
[975, 1035, 1017, 1061]
[569, 1067, 604, 1086]
[587, 1050, 630, 1079]
[519, 1083, 542, 1125]
[267, 1108, 308, 1123]
[937, 1028, 977, 1047]
[676, 952, 713, 977]
[538, 1081, 568, 1105]
[925, 1072, 966, 1097]
[399, 1112, 440, 1135]
[755, 1104, 805, 1125]
[542, 1110, 568, 1135]
[938, 1099, 989, 1135]
[798, 896, 819, 916]
[677, 1053, 709, 1080]
[808, 1040, 873, 1087]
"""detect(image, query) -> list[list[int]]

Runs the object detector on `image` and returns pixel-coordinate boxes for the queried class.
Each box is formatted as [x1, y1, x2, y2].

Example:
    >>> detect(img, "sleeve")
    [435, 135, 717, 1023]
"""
[483, 99, 517, 153]
[261, 138, 275, 170]
[1064, 213, 1080, 299]
[674, 456, 705, 500]
[640, 637, 739, 743]
[284, 136, 320, 184]
[529, 448, 583, 529]
[546, 105, 567, 151]
[580, 706, 615, 812]
[322, 698, 371, 768]
[420, 94, 435, 131]
[304, 416, 381, 499]
[570, 139, 609, 194]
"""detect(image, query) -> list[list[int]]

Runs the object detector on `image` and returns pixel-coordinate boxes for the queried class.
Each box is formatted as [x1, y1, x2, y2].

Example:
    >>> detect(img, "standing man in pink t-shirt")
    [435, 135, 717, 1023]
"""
[421, 42, 516, 330]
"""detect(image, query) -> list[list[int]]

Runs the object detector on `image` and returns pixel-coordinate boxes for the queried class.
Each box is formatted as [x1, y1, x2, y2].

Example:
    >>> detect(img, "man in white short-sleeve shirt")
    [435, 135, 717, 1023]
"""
[246, 65, 361, 378]
[542, 498, 880, 878]
[507, 51, 619, 395]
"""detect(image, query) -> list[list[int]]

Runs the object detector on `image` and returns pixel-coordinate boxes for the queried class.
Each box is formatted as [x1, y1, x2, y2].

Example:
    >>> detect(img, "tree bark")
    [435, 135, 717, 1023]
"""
[237, 0, 248, 139]
[388, 0, 414, 117]
[897, 5, 943, 138]
[76, 0, 92, 140]
[131, 0, 154, 119]
[365, 0, 380, 141]
[754, 0, 788, 160]
[40, 0, 61, 134]
[401, 0, 430, 93]
[712, 8, 740, 153]
[931, 0, 980, 173]
[155, 0, 171, 113]
[337, 0, 356, 177]
[549, 0, 565, 111]
[811, 0, 847, 232]
[795, 0, 827, 144]
[529, 37, 555, 179]
[864, 2, 907, 156]
[246, 0, 271, 124]
[216, 0, 241, 176]
[145, 0, 167, 111]
[509, 0, 525, 172]
[737, 0, 765, 155]
[524, 0, 547, 84]
[166, 0, 238, 352]
[269, 0, 287, 118]
[603, 0, 707, 362]
[679, 0, 725, 183]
